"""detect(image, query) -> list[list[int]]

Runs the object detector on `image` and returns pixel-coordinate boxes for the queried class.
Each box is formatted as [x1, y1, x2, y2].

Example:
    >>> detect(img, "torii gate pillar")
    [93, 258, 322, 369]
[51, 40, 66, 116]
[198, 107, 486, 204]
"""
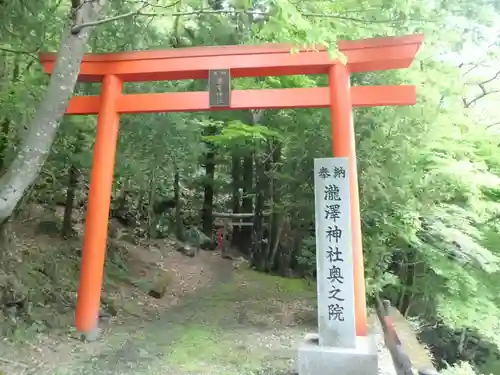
[329, 63, 368, 336]
[75, 75, 122, 336]
[295, 63, 379, 375]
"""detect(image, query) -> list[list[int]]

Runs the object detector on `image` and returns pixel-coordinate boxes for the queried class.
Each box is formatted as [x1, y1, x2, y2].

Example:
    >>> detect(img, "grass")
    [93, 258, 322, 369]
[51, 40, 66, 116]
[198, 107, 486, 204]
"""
[0, 232, 132, 340]
[163, 325, 261, 374]
[237, 269, 313, 294]
[57, 268, 315, 375]
[0, 265, 315, 375]
[159, 272, 315, 374]
[140, 270, 316, 375]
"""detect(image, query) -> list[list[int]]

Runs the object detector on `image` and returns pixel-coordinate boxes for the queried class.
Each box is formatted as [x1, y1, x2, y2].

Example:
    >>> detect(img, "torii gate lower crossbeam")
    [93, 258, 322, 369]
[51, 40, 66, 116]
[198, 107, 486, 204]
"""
[39, 34, 423, 339]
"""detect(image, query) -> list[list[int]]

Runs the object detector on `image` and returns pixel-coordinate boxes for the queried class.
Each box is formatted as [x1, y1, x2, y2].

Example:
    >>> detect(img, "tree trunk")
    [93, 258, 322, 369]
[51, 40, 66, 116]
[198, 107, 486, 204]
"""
[251, 152, 266, 271]
[0, 220, 12, 254]
[0, 118, 10, 172]
[240, 110, 264, 252]
[239, 155, 254, 252]
[398, 250, 416, 314]
[174, 164, 183, 240]
[62, 164, 79, 239]
[0, 1, 103, 225]
[251, 139, 272, 271]
[0, 59, 20, 172]
[201, 124, 217, 236]
[231, 154, 241, 247]
[267, 141, 283, 271]
[277, 210, 300, 276]
[147, 167, 157, 238]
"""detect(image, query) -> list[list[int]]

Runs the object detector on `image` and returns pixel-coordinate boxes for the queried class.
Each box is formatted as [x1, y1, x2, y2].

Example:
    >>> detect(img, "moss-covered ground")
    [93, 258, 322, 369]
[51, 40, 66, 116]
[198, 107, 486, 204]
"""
[1, 220, 317, 375]
[48, 270, 315, 375]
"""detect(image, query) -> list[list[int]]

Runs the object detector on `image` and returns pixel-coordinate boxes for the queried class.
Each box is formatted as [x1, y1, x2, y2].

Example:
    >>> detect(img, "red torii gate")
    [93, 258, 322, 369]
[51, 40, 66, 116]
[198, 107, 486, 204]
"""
[39, 34, 423, 338]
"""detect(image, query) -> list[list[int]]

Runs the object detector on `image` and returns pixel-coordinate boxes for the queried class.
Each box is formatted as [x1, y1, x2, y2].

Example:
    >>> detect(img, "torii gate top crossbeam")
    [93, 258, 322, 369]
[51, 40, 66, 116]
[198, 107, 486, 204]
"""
[39, 34, 423, 82]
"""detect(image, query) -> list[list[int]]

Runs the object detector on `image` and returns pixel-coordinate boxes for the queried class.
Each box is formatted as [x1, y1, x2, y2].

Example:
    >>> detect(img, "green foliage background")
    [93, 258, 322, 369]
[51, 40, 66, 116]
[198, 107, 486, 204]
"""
[1, 0, 500, 374]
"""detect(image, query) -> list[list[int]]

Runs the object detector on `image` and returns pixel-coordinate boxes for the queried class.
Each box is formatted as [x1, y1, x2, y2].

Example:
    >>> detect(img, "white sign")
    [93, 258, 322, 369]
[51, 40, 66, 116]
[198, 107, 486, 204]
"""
[314, 157, 356, 348]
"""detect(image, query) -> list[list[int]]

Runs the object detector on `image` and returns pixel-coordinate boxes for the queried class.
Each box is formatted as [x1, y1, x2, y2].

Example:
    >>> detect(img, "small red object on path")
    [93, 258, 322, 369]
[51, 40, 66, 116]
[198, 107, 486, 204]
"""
[216, 228, 224, 250]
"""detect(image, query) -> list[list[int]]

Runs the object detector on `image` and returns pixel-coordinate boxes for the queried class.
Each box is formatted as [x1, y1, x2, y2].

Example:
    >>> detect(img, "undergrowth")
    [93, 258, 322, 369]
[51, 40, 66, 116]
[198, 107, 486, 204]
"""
[0, 219, 131, 339]
[441, 361, 492, 375]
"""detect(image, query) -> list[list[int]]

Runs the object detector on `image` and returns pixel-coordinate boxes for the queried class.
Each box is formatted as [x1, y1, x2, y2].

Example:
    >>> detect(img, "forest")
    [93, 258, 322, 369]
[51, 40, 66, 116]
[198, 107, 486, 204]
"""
[1, 1, 500, 375]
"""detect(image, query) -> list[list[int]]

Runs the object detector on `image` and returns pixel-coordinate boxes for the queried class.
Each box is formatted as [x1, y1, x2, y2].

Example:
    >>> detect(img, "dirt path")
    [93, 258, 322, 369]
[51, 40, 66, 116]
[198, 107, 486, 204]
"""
[1, 236, 318, 375]
[2, 267, 395, 375]
[52, 270, 314, 375]
[0, 225, 394, 375]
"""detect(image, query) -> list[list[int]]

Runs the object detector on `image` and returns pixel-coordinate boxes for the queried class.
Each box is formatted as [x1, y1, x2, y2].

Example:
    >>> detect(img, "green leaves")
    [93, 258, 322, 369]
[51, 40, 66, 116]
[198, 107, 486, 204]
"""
[203, 120, 282, 150]
[1, 0, 500, 370]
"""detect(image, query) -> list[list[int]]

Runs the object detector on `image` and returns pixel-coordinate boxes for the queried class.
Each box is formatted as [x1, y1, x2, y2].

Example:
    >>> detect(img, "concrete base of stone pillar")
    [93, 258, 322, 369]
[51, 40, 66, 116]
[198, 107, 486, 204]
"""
[297, 333, 378, 375]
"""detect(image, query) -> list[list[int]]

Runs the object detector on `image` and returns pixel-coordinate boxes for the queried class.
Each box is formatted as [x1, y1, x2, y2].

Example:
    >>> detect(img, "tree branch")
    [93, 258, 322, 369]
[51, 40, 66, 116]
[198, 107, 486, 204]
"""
[0, 357, 28, 368]
[463, 88, 500, 108]
[481, 69, 500, 86]
[1, 0, 63, 58]
[0, 33, 45, 59]
[462, 61, 482, 76]
[0, 45, 42, 59]
[463, 69, 500, 108]
[71, 0, 181, 33]
[466, 69, 500, 86]
[486, 121, 500, 129]
[71, 5, 425, 34]
[0, 47, 36, 57]
[71, 10, 142, 33]
[459, 40, 498, 76]
[482, 213, 500, 225]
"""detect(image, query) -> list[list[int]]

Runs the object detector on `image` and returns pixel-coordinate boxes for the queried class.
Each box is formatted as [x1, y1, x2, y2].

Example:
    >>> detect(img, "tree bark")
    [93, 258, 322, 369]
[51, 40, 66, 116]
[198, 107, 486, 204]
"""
[62, 164, 79, 239]
[397, 250, 416, 315]
[267, 141, 282, 271]
[0, 220, 12, 254]
[0, 58, 21, 172]
[0, 1, 103, 224]
[239, 155, 254, 252]
[230, 154, 241, 247]
[147, 167, 157, 238]
[0, 118, 10, 172]
[174, 163, 183, 240]
[201, 124, 217, 236]
[251, 149, 270, 271]
[240, 110, 263, 252]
